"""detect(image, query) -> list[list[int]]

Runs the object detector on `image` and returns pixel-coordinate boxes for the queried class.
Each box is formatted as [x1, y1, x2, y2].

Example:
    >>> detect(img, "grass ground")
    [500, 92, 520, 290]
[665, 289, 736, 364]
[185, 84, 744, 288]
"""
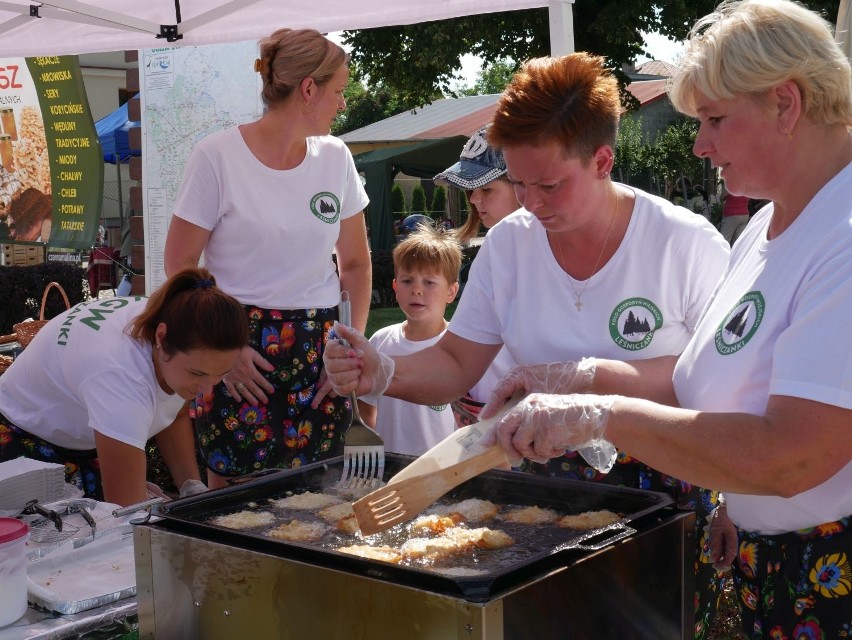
[365, 302, 456, 337]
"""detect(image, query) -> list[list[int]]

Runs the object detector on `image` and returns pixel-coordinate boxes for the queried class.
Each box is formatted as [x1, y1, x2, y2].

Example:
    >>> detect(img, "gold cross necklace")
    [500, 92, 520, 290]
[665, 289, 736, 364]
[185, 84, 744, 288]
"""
[554, 191, 619, 312]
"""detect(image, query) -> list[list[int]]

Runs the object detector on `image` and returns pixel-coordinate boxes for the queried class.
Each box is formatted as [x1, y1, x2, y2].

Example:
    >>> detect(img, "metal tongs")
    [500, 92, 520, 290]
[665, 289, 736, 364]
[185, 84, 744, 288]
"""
[67, 500, 97, 536]
[17, 499, 63, 532]
[15, 498, 98, 540]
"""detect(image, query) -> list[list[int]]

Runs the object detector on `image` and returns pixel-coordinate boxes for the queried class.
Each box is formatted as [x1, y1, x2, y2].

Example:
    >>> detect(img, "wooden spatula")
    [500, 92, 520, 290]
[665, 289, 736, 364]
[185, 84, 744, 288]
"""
[352, 394, 521, 536]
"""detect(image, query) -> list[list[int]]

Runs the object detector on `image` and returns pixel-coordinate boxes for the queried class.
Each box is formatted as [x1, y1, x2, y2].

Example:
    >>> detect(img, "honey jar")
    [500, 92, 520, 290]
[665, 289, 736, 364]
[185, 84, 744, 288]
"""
[0, 109, 17, 141]
[0, 134, 14, 173]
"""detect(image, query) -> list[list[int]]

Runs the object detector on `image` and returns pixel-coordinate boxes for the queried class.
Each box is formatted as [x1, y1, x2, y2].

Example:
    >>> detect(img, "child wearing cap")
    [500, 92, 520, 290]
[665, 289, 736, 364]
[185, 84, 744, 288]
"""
[435, 125, 520, 245]
[358, 226, 462, 455]
[433, 125, 520, 427]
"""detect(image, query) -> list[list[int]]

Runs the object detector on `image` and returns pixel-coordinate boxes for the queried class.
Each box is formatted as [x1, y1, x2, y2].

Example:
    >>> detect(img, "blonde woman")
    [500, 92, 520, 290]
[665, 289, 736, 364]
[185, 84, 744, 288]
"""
[165, 28, 371, 488]
[480, 1, 852, 636]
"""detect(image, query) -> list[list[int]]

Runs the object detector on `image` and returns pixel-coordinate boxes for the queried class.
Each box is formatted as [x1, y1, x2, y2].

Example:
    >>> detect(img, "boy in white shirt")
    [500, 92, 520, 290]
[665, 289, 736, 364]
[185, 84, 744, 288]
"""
[360, 225, 462, 455]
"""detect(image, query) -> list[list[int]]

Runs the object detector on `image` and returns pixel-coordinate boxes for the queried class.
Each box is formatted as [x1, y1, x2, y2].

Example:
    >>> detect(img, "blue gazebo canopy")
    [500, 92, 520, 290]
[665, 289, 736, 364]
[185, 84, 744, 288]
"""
[95, 99, 140, 164]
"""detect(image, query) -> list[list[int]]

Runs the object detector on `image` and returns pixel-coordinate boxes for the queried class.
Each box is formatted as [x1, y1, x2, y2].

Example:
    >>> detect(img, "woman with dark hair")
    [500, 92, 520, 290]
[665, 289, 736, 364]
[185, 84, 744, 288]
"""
[0, 268, 247, 506]
[164, 28, 371, 487]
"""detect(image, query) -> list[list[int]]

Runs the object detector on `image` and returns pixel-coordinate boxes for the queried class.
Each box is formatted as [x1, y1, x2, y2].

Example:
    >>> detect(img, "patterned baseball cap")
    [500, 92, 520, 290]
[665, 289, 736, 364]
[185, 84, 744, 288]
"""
[433, 125, 507, 190]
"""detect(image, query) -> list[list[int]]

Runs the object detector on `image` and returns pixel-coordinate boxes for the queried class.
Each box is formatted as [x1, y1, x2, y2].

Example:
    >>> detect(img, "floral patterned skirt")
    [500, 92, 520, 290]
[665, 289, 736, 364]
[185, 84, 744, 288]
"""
[0, 411, 102, 499]
[520, 451, 726, 639]
[192, 305, 350, 478]
[451, 393, 485, 429]
[734, 516, 851, 639]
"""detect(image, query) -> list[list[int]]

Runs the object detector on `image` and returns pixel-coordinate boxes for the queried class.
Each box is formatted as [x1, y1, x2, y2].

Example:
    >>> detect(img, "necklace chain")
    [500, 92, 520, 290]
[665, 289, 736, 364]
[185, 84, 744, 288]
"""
[555, 194, 619, 312]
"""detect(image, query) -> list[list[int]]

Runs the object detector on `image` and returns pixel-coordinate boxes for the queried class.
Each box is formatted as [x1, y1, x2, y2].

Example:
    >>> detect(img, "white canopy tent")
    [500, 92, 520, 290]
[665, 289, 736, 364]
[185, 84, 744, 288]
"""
[0, 0, 571, 57]
[838, 0, 851, 61]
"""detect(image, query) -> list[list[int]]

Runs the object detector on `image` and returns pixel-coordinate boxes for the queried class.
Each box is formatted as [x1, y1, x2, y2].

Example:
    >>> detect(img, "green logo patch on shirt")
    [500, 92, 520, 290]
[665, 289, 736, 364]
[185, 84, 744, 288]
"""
[310, 192, 341, 224]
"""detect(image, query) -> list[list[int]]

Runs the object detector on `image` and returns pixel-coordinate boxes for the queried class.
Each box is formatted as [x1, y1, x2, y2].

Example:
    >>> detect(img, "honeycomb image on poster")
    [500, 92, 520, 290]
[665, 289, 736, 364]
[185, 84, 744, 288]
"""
[0, 63, 51, 244]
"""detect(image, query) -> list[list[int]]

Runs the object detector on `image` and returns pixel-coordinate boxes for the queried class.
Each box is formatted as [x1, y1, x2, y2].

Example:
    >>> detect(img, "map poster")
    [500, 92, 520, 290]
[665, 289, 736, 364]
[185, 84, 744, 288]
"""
[140, 42, 262, 292]
[0, 56, 103, 250]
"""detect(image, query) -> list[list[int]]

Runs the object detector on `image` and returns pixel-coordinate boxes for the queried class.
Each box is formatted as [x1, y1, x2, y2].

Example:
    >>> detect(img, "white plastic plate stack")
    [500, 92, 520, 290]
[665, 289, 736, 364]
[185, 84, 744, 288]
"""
[0, 457, 66, 511]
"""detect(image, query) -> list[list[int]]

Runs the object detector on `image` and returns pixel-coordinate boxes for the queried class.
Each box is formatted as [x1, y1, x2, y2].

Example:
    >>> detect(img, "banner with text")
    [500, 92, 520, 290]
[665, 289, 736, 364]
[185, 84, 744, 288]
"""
[0, 56, 103, 250]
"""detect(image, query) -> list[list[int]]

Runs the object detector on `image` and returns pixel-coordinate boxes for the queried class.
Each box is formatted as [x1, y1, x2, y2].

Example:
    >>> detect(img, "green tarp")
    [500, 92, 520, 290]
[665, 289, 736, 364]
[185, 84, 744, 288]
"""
[354, 136, 467, 251]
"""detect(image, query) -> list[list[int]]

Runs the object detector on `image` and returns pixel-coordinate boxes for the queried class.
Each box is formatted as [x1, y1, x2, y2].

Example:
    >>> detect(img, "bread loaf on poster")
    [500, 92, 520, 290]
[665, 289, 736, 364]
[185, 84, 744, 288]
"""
[9, 187, 51, 242]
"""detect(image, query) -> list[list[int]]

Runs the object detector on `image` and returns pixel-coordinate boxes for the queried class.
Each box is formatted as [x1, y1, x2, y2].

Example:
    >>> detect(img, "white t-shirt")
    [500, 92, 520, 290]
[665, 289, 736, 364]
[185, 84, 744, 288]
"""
[674, 163, 852, 534]
[450, 187, 730, 365]
[364, 324, 455, 455]
[467, 346, 515, 404]
[0, 298, 186, 450]
[172, 128, 369, 308]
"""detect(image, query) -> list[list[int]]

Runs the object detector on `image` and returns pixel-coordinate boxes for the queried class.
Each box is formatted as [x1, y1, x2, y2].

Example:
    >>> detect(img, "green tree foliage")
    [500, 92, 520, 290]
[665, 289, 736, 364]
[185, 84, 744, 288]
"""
[331, 73, 407, 136]
[614, 115, 648, 185]
[644, 117, 705, 199]
[614, 116, 716, 201]
[460, 59, 518, 96]
[431, 185, 447, 219]
[342, 1, 839, 111]
[391, 183, 407, 218]
[411, 184, 427, 214]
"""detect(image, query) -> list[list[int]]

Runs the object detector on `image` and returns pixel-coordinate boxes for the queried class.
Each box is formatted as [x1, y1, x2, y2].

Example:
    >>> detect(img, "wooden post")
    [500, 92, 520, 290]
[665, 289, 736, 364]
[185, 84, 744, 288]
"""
[125, 52, 144, 295]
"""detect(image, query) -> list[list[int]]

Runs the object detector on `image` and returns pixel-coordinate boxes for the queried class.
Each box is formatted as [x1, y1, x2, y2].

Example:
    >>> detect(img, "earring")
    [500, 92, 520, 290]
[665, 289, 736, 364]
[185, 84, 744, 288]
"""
[600, 171, 610, 180]
[784, 128, 794, 139]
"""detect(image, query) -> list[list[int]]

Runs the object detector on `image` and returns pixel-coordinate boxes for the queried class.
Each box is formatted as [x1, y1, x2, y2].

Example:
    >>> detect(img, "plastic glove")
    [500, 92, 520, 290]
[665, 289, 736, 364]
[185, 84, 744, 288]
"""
[480, 358, 597, 420]
[178, 479, 208, 498]
[483, 393, 617, 471]
[323, 323, 395, 398]
[145, 481, 171, 501]
[707, 500, 738, 572]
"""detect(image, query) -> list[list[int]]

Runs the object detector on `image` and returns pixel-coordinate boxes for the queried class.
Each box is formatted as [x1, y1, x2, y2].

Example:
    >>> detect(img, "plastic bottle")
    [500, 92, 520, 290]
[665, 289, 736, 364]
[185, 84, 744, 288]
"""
[0, 517, 29, 627]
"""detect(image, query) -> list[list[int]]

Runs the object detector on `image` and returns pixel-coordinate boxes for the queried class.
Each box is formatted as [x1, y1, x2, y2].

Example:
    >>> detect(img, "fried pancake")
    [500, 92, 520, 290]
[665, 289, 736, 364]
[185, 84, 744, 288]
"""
[401, 526, 514, 560]
[410, 514, 460, 535]
[499, 505, 560, 525]
[317, 501, 355, 522]
[557, 509, 621, 530]
[316, 501, 358, 534]
[433, 498, 498, 523]
[272, 491, 341, 510]
[337, 544, 403, 564]
[210, 510, 276, 530]
[266, 519, 328, 542]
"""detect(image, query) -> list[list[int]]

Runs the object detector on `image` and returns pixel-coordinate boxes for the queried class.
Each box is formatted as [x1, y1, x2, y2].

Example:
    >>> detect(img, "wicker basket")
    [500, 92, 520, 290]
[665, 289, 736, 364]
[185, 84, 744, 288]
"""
[12, 281, 71, 348]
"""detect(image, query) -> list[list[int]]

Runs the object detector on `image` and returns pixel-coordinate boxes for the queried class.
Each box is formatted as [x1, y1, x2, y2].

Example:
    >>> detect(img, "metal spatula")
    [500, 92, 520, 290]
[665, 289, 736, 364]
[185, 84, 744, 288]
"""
[337, 292, 385, 489]
[352, 393, 522, 536]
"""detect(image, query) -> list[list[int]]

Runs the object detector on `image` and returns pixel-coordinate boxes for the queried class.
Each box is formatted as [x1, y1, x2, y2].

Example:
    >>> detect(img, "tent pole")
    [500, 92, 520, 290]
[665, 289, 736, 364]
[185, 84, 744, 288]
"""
[116, 157, 123, 229]
[548, 0, 576, 56]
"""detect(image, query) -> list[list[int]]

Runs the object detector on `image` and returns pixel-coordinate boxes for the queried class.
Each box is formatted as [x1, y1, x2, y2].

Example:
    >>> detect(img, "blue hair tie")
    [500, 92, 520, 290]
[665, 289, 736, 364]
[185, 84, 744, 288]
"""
[195, 278, 214, 289]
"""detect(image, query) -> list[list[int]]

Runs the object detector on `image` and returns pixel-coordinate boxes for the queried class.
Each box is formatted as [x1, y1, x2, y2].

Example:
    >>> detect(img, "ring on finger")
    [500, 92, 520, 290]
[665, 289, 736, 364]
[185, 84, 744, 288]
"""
[236, 382, 246, 389]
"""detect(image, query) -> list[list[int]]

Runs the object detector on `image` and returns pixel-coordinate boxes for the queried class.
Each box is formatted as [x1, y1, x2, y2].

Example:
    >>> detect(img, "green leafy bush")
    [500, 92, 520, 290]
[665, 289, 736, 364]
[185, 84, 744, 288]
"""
[391, 183, 407, 218]
[411, 184, 427, 215]
[0, 263, 87, 334]
[430, 185, 447, 219]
